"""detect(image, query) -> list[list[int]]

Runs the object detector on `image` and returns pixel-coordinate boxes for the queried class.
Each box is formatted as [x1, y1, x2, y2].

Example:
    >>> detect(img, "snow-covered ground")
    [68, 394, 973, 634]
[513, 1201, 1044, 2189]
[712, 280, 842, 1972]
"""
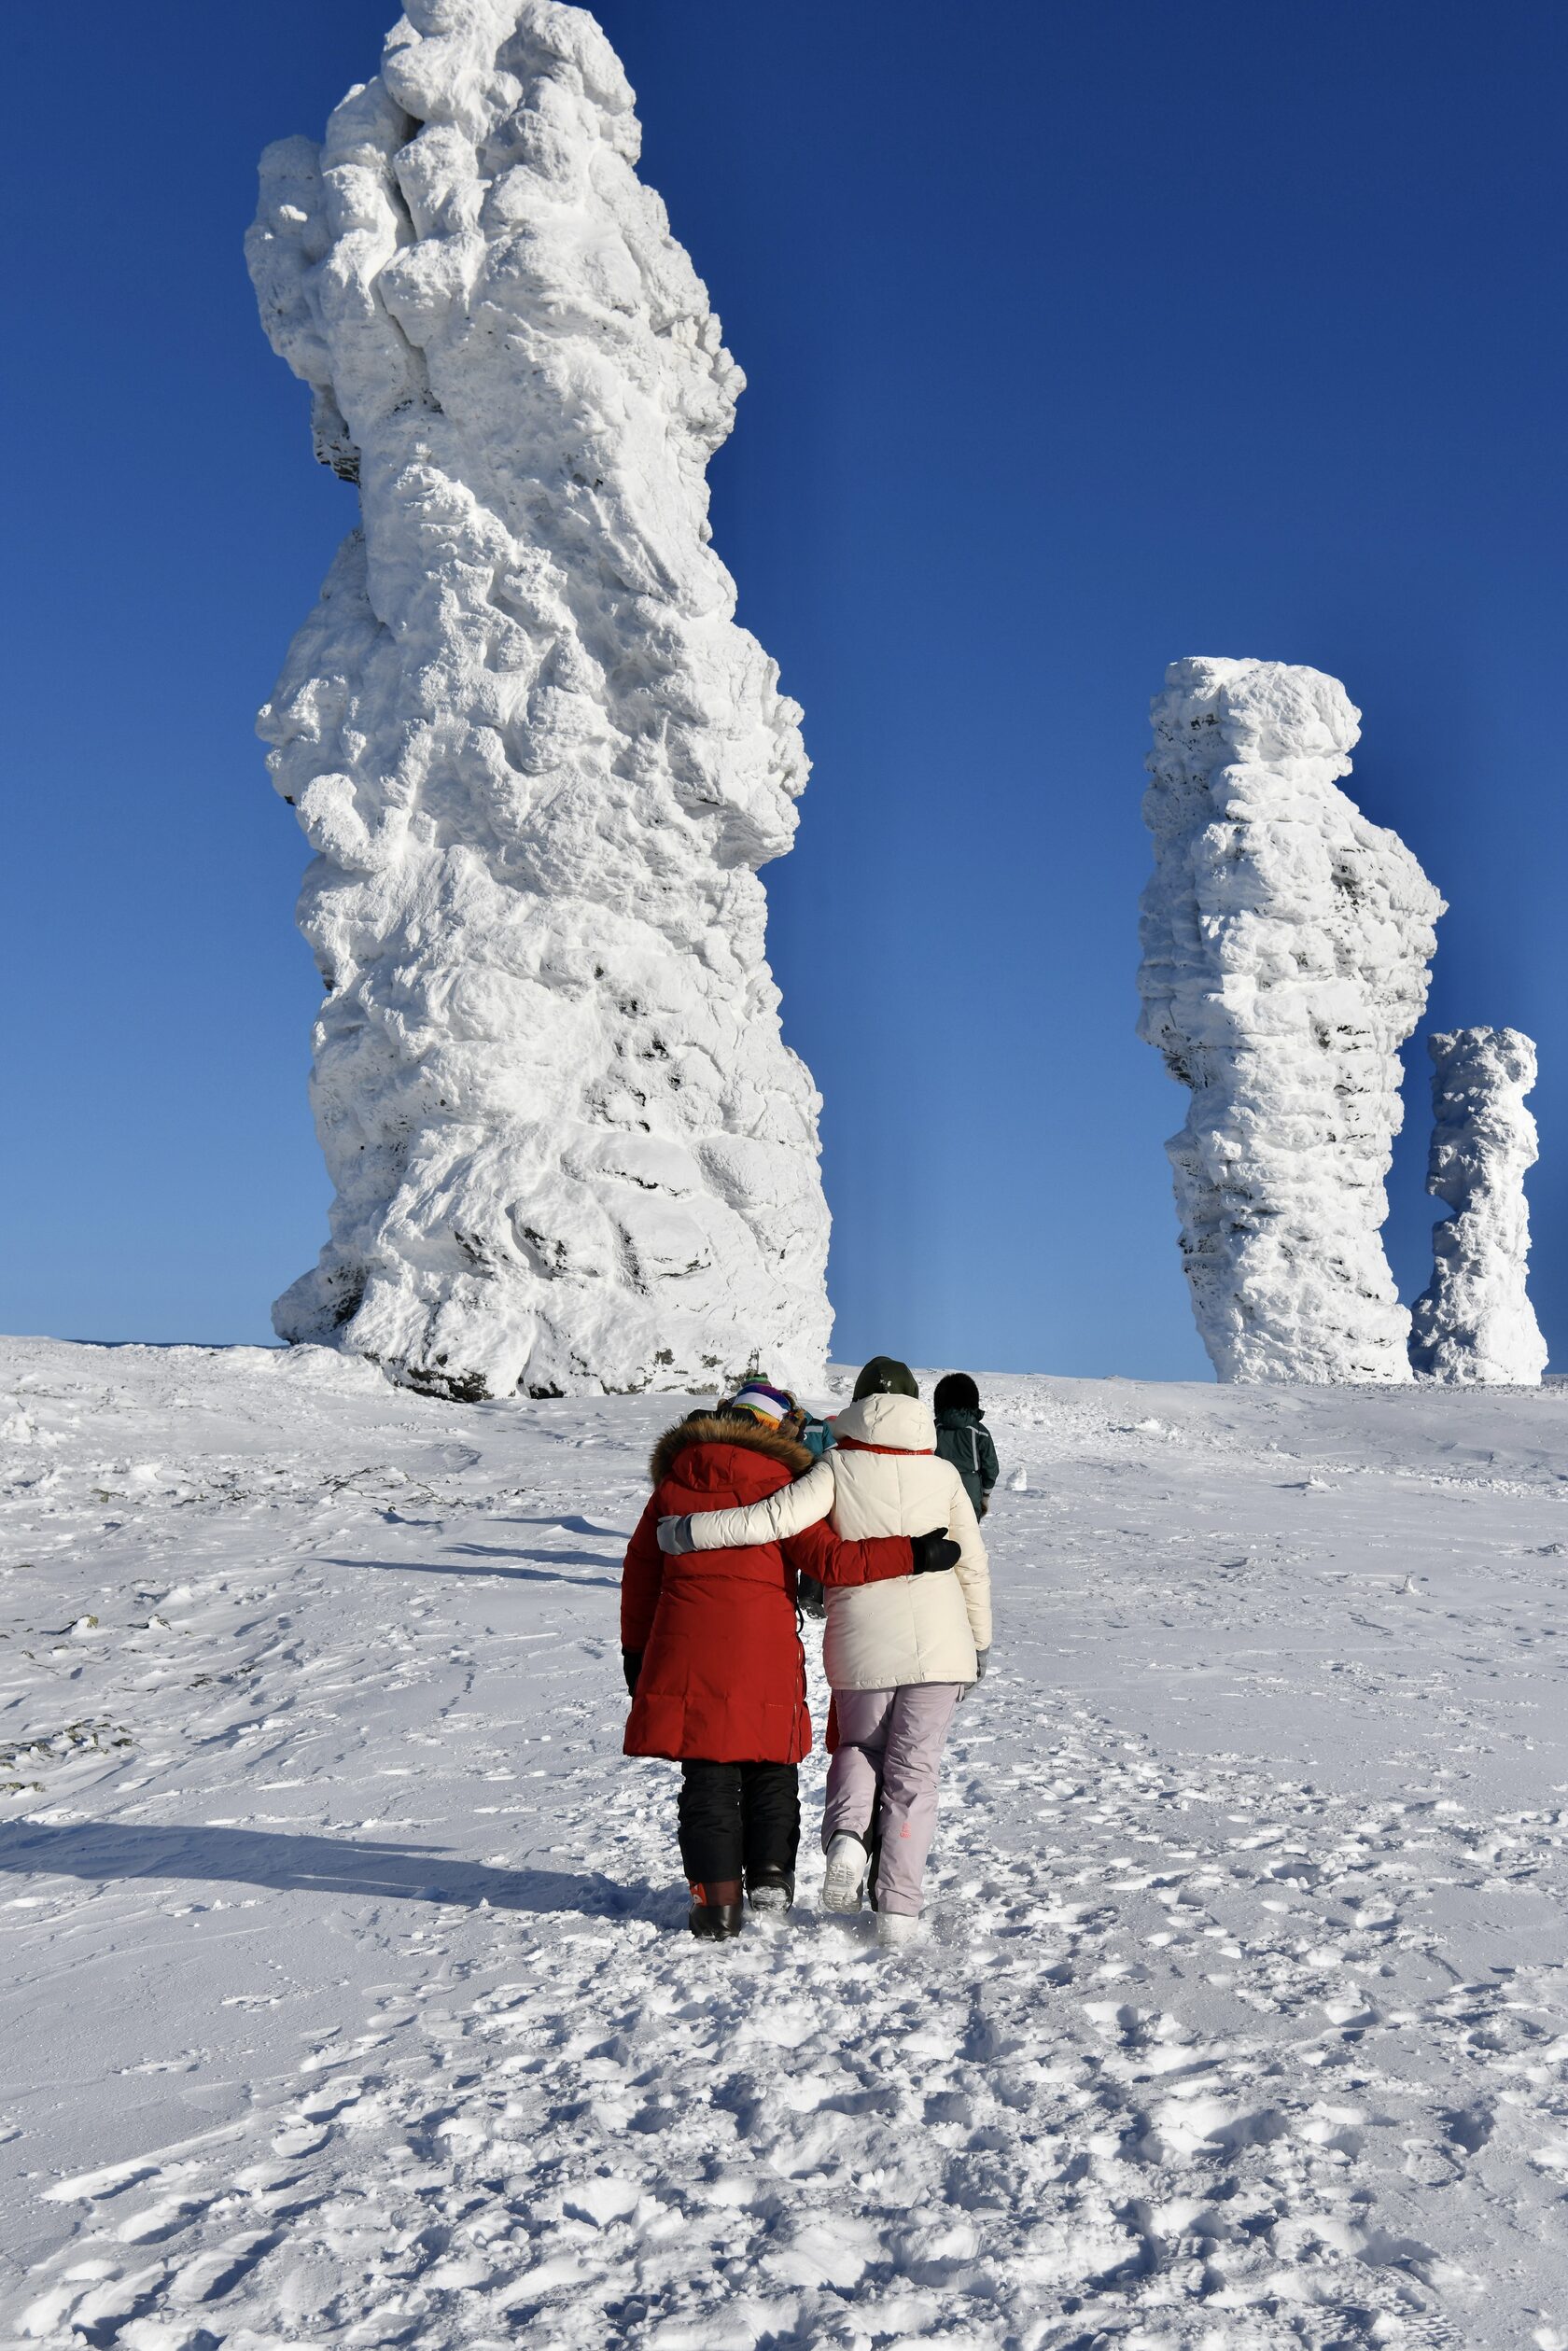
[3, 1336, 1566, 2349]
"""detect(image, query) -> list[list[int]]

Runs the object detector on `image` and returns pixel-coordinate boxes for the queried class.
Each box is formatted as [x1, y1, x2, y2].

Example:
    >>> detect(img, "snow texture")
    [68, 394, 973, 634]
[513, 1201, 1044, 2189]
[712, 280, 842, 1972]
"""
[1409, 1028, 1548, 1385]
[1139, 656, 1445, 1384]
[5, 1337, 1568, 2346]
[245, 1, 830, 1403]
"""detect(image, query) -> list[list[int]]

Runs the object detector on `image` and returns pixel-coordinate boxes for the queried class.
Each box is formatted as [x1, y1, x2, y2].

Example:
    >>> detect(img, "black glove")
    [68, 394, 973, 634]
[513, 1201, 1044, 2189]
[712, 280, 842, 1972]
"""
[910, 1529, 960, 1575]
[797, 1574, 826, 1620]
[622, 1648, 643, 1697]
[973, 1647, 989, 1681]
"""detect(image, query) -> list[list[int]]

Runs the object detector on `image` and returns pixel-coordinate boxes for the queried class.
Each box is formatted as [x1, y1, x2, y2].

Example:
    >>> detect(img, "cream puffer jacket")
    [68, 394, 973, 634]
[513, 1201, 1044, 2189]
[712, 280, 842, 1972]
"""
[672, 1392, 991, 1688]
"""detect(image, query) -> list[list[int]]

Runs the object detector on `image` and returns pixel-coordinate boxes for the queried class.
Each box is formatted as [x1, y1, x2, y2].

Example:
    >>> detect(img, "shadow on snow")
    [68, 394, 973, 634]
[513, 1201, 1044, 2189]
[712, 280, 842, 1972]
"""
[0, 1820, 674, 1925]
[324, 1546, 620, 1588]
[498, 1513, 634, 1540]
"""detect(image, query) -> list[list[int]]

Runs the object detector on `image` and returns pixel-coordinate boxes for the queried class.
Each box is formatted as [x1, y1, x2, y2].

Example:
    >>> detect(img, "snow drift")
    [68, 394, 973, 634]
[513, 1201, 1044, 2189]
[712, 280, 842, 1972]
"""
[8, 1335, 1568, 2344]
[246, 0, 830, 1400]
[1409, 1027, 1547, 1384]
[1138, 656, 1444, 1382]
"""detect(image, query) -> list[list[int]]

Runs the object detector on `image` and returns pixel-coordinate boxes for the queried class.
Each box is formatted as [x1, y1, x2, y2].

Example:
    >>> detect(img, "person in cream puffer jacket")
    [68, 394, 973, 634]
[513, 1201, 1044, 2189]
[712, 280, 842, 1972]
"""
[659, 1364, 991, 1932]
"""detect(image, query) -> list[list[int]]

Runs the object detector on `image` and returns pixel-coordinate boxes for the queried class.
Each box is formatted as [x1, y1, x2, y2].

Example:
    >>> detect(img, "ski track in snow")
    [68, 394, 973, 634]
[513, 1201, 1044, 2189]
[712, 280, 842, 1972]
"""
[2, 1340, 1566, 2348]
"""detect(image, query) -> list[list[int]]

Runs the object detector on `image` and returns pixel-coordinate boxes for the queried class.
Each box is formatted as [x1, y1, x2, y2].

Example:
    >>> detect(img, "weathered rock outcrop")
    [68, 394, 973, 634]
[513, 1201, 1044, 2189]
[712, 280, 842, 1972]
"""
[1409, 1029, 1547, 1384]
[247, 2, 830, 1398]
[1138, 656, 1444, 1381]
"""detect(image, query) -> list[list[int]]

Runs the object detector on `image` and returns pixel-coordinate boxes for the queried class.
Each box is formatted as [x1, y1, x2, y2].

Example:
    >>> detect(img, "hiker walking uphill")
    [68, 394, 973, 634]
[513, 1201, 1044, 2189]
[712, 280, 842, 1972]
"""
[620, 1381, 960, 1941]
[933, 1372, 1001, 1518]
[658, 1358, 991, 1947]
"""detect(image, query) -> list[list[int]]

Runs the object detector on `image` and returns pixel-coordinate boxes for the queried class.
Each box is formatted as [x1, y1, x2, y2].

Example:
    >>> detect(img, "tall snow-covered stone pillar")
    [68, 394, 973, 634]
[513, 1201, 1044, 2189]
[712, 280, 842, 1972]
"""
[1138, 657, 1444, 1382]
[1408, 1029, 1548, 1384]
[246, 2, 831, 1400]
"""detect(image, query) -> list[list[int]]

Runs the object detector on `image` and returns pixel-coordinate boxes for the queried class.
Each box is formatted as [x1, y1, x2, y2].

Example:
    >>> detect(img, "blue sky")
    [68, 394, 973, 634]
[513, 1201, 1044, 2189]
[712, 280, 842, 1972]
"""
[4, 1, 1563, 1379]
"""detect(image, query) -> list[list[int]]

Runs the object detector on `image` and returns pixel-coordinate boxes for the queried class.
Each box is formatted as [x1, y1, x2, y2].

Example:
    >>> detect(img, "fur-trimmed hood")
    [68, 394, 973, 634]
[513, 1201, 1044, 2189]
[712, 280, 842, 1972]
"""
[649, 1414, 813, 1490]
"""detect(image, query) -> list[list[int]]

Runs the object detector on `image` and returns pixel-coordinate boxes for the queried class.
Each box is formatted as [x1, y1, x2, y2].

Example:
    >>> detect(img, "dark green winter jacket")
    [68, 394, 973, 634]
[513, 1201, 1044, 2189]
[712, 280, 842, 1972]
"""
[934, 1407, 1000, 1517]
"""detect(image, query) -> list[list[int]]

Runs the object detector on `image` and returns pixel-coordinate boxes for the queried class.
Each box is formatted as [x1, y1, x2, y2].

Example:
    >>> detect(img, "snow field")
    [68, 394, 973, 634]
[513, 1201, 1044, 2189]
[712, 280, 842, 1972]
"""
[2, 1339, 1567, 2346]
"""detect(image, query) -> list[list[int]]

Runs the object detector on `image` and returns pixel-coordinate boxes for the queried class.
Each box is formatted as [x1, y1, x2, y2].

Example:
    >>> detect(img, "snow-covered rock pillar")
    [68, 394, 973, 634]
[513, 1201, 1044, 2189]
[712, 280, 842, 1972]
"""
[1137, 657, 1444, 1382]
[1408, 1029, 1547, 1384]
[246, 2, 831, 1400]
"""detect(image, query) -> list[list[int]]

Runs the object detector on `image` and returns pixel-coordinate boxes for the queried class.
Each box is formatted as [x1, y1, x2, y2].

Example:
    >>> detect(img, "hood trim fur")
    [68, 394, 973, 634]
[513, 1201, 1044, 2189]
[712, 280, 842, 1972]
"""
[650, 1415, 814, 1488]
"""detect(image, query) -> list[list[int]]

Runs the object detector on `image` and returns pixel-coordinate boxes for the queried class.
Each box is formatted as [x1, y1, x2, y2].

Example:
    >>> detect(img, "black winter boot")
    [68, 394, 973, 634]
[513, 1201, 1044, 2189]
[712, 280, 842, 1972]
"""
[688, 1879, 745, 1939]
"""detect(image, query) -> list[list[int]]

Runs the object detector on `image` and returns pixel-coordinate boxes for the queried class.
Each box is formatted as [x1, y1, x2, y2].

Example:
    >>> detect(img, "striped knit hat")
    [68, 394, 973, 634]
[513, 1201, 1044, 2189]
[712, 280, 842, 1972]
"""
[726, 1380, 796, 1429]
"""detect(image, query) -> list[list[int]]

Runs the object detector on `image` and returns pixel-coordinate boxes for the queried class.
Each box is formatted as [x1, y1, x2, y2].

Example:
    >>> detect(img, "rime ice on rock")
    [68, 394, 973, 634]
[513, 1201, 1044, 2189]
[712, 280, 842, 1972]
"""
[246, 2, 831, 1399]
[1408, 1029, 1547, 1385]
[1138, 657, 1444, 1383]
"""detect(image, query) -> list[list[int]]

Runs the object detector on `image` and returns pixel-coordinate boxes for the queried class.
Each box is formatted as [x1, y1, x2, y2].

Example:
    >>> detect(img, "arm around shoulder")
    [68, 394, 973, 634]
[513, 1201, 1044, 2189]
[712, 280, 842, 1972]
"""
[679, 1456, 835, 1551]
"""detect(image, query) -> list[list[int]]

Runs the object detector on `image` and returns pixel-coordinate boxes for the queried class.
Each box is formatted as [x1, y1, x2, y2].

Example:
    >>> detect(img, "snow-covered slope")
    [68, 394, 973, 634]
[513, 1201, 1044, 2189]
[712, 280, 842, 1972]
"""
[4, 1337, 1567, 2345]
[246, 0, 831, 1404]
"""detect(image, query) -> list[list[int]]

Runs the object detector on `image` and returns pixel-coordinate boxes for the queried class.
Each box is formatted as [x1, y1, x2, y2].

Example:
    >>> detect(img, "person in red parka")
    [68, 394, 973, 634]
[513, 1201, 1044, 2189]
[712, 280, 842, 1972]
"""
[622, 1381, 959, 1939]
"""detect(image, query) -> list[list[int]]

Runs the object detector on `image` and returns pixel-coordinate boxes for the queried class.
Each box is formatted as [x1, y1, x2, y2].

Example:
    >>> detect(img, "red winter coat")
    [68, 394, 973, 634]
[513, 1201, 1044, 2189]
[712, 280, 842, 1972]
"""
[621, 1416, 914, 1764]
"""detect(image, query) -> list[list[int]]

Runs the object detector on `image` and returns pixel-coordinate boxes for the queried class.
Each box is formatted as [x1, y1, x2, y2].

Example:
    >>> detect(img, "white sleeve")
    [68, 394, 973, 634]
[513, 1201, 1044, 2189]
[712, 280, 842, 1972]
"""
[679, 1457, 835, 1550]
[945, 1475, 992, 1652]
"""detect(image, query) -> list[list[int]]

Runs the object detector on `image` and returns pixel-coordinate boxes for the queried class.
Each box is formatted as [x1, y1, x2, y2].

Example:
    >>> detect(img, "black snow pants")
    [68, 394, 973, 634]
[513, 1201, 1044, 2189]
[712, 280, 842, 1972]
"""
[678, 1760, 800, 1890]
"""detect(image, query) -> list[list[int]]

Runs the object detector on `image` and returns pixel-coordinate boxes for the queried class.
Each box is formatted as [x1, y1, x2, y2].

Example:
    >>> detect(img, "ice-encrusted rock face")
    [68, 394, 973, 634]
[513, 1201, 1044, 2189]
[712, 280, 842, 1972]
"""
[1408, 1029, 1547, 1384]
[1138, 657, 1445, 1383]
[246, 2, 831, 1400]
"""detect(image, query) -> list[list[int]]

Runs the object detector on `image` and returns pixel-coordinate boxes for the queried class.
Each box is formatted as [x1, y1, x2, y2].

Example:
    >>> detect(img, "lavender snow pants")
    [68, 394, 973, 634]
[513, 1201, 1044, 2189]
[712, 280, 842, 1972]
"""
[823, 1684, 964, 1917]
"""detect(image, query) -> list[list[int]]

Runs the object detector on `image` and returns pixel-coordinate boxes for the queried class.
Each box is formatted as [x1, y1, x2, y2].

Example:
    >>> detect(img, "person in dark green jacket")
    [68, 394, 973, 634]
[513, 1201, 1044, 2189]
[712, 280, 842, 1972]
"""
[932, 1372, 1000, 1518]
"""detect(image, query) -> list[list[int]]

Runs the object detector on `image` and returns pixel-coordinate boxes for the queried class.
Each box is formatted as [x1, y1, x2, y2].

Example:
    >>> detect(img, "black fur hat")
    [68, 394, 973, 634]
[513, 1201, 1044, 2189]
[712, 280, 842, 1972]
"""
[933, 1371, 980, 1412]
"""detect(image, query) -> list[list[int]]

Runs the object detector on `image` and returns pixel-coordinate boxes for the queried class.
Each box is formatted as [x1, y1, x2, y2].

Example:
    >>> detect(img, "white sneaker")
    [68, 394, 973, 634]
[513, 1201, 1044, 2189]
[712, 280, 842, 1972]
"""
[820, 1834, 868, 1912]
[876, 1910, 922, 1950]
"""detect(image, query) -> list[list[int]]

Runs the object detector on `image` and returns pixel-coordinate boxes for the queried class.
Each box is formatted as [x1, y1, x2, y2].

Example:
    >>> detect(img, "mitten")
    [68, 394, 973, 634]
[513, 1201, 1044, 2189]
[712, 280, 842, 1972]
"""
[973, 1647, 989, 1682]
[657, 1514, 695, 1554]
[622, 1649, 643, 1697]
[910, 1529, 961, 1575]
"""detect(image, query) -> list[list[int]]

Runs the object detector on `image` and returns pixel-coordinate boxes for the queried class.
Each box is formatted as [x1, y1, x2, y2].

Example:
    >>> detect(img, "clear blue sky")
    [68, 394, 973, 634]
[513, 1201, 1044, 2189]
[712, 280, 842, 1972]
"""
[4, 1, 1563, 1379]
